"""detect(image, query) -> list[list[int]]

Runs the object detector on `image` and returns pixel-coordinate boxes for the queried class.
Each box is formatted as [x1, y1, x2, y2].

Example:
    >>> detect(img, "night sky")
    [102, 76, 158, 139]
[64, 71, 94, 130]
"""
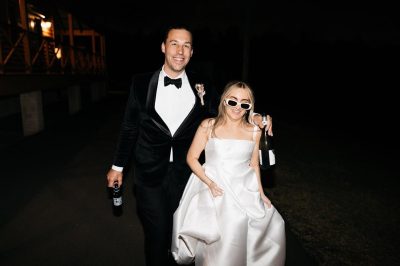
[41, 0, 399, 141]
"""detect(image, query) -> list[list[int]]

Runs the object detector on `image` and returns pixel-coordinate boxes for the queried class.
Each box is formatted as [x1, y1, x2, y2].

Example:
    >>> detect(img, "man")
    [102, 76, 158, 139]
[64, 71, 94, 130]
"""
[106, 26, 272, 266]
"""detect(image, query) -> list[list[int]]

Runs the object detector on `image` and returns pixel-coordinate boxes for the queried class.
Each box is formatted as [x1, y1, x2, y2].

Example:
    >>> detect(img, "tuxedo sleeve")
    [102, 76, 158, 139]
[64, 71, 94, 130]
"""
[113, 77, 139, 168]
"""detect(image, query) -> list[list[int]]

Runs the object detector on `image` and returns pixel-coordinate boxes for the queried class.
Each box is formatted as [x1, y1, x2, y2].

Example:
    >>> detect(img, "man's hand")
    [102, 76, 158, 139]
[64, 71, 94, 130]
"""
[253, 114, 273, 136]
[107, 169, 123, 187]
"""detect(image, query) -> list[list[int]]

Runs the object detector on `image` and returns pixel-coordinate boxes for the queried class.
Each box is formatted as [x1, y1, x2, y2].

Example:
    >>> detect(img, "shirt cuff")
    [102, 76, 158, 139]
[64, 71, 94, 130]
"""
[250, 112, 259, 125]
[112, 165, 123, 172]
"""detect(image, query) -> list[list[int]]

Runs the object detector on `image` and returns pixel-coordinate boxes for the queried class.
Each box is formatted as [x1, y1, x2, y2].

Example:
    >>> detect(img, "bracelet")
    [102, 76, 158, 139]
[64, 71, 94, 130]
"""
[112, 165, 123, 172]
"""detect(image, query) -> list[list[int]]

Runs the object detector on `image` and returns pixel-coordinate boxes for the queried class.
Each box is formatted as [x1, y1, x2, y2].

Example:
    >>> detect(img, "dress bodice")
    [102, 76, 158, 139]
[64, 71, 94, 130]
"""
[204, 138, 255, 168]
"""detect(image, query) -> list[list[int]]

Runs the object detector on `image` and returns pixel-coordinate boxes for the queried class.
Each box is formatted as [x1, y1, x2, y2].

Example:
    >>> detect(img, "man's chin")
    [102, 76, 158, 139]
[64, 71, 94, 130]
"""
[172, 66, 185, 73]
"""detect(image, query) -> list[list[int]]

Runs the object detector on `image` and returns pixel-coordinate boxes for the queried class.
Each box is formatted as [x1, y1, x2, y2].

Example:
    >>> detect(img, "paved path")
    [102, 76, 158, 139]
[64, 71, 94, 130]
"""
[0, 95, 317, 266]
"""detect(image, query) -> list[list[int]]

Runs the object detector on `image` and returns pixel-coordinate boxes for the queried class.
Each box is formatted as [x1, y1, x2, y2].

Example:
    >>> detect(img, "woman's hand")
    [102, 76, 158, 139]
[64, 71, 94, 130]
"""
[208, 181, 224, 197]
[261, 193, 272, 208]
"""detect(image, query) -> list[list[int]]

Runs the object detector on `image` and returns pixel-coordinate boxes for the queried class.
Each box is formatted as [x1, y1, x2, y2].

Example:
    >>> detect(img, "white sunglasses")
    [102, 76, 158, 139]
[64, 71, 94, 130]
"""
[224, 99, 252, 110]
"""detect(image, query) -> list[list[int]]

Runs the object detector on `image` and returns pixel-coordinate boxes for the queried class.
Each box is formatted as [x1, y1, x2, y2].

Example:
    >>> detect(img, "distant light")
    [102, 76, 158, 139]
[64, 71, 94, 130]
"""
[41, 20, 53, 38]
[55, 47, 62, 59]
[41, 21, 52, 30]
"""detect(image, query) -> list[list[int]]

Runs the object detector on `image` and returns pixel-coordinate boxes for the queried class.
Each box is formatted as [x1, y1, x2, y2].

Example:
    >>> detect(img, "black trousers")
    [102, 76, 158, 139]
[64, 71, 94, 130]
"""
[134, 164, 187, 266]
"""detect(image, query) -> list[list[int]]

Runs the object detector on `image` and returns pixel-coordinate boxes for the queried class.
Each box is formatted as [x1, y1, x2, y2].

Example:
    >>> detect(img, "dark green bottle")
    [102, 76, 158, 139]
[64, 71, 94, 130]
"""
[259, 114, 275, 170]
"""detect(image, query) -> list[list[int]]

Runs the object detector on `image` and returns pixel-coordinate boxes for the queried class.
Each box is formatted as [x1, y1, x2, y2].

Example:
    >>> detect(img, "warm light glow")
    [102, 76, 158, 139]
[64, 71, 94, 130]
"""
[41, 21, 52, 30]
[29, 20, 35, 30]
[55, 47, 62, 59]
[41, 20, 53, 38]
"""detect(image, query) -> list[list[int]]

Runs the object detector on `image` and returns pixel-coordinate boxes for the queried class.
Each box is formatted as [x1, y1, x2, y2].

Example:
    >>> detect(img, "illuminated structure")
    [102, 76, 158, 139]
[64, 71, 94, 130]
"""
[0, 0, 107, 136]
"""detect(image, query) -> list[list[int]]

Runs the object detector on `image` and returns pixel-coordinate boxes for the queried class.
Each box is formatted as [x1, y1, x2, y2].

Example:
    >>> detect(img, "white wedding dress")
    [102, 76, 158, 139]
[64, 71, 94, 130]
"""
[171, 137, 286, 266]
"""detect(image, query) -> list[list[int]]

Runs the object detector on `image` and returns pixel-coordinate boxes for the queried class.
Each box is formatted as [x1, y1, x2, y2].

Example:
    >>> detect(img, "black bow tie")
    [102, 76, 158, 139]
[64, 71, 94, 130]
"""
[164, 76, 182, 89]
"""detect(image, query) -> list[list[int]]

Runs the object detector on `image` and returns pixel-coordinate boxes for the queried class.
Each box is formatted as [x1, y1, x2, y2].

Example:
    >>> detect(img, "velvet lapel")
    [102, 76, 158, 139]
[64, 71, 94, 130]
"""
[145, 70, 172, 137]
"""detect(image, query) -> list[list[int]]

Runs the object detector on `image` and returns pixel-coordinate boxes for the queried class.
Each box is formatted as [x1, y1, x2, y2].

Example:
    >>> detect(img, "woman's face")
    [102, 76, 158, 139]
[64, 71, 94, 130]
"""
[223, 87, 252, 121]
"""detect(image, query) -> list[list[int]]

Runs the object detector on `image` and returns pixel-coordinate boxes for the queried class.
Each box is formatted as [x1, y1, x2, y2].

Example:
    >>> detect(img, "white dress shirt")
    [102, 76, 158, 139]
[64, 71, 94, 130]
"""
[156, 68, 195, 161]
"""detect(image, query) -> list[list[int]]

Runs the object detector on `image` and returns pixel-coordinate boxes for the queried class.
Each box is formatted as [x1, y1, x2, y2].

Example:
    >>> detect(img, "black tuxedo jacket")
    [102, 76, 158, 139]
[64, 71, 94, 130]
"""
[113, 69, 218, 187]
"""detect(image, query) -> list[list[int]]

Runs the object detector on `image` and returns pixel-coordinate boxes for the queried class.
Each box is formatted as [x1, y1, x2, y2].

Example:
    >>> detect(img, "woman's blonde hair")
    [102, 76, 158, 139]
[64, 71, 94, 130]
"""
[210, 81, 255, 137]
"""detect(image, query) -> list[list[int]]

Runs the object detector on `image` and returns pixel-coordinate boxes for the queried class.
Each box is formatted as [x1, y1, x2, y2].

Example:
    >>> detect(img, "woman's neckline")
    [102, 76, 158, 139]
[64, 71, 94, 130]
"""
[209, 137, 255, 143]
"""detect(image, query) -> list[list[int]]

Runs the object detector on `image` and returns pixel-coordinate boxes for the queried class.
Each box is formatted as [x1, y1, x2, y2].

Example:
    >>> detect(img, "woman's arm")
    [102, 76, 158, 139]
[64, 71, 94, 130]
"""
[250, 130, 272, 208]
[186, 119, 223, 197]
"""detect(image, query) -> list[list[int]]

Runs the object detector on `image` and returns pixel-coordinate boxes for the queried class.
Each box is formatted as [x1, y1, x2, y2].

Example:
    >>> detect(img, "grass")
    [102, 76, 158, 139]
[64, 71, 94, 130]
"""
[263, 120, 399, 266]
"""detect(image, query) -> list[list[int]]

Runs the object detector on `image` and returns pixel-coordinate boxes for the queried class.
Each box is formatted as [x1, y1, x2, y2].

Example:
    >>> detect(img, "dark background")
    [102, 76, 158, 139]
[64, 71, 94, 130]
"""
[40, 0, 399, 148]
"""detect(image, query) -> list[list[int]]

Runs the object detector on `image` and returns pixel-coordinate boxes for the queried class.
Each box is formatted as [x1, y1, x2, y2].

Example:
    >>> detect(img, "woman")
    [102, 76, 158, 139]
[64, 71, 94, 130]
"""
[171, 81, 286, 266]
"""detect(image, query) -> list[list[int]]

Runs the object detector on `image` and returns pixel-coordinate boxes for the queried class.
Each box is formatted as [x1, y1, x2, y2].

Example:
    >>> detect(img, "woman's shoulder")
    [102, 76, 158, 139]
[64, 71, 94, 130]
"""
[243, 123, 261, 141]
[244, 122, 260, 132]
[200, 118, 215, 128]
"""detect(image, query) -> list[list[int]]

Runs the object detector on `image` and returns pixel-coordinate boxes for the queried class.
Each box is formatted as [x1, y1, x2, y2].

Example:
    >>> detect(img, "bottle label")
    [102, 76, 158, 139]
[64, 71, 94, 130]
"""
[269, 150, 276, 165]
[113, 197, 122, 206]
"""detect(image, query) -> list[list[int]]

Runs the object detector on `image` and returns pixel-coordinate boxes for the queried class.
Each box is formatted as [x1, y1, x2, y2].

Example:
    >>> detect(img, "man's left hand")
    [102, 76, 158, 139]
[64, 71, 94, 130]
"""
[253, 114, 273, 136]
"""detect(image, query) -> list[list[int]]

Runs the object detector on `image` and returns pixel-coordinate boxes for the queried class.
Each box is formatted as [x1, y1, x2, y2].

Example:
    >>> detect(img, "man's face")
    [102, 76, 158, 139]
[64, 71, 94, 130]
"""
[161, 29, 193, 77]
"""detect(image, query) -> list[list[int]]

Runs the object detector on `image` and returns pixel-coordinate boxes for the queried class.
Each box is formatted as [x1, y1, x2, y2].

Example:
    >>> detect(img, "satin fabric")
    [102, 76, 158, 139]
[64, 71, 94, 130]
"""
[172, 138, 286, 265]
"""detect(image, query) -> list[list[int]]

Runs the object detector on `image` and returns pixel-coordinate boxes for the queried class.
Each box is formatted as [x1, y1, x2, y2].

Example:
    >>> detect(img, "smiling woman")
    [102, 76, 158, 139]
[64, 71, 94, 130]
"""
[173, 80, 286, 266]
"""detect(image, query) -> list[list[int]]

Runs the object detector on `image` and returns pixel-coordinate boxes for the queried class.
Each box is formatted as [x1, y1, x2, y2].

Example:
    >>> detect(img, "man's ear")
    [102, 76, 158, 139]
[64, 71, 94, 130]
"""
[161, 42, 165, 53]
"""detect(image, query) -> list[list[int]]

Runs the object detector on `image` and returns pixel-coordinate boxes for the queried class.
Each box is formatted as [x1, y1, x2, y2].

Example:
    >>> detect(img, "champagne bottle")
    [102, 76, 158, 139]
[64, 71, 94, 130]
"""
[259, 114, 276, 170]
[112, 182, 123, 216]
